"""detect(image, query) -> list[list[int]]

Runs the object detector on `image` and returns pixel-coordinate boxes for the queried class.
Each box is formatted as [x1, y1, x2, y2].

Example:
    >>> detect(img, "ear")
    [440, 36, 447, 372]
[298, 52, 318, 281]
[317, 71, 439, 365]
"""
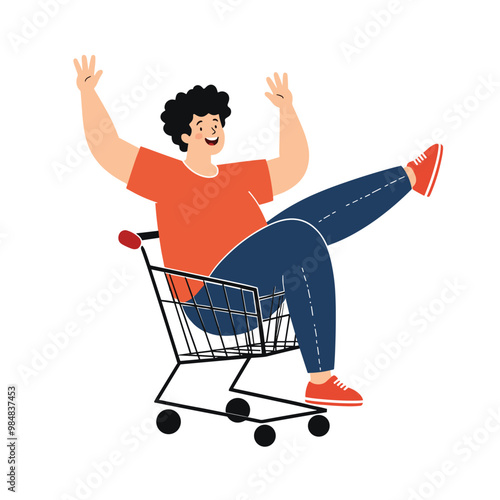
[181, 133, 191, 145]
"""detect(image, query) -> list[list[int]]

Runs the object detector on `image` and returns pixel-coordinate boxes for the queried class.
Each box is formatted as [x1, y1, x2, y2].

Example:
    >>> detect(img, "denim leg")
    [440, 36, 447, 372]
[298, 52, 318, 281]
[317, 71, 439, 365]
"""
[184, 166, 411, 373]
[185, 219, 336, 373]
[269, 166, 412, 243]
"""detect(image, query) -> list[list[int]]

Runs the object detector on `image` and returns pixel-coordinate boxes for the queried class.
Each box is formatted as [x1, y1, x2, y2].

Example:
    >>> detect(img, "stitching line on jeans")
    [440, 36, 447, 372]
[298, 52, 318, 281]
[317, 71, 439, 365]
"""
[317, 176, 406, 224]
[301, 266, 321, 370]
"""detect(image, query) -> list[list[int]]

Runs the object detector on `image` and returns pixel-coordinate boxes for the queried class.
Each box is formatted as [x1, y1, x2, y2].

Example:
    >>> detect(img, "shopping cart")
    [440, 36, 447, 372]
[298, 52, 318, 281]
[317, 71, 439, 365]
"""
[119, 230, 329, 446]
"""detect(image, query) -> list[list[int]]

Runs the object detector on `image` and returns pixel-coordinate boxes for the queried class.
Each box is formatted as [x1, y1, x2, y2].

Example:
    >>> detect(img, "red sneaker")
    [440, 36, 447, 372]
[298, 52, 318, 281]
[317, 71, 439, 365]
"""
[408, 144, 443, 197]
[305, 375, 363, 406]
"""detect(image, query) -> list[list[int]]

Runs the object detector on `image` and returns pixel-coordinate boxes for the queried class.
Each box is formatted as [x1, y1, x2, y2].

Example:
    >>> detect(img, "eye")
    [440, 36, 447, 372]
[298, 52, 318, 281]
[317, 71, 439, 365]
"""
[199, 127, 202, 131]
[214, 124, 217, 129]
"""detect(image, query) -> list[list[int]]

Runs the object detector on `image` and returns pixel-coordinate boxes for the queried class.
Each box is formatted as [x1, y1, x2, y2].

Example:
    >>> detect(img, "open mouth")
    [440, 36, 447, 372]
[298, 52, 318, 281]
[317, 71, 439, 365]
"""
[205, 137, 219, 146]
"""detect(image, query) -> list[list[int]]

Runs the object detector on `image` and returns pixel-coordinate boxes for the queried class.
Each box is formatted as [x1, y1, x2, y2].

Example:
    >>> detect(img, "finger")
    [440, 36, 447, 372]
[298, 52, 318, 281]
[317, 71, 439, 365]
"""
[266, 77, 277, 93]
[82, 55, 88, 72]
[89, 55, 96, 74]
[283, 72, 288, 88]
[274, 72, 282, 88]
[265, 92, 278, 105]
[94, 69, 103, 84]
[73, 58, 82, 74]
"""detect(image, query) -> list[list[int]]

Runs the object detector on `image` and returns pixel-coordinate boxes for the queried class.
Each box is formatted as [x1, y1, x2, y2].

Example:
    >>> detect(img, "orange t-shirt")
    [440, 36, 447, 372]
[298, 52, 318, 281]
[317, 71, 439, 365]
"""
[127, 147, 274, 300]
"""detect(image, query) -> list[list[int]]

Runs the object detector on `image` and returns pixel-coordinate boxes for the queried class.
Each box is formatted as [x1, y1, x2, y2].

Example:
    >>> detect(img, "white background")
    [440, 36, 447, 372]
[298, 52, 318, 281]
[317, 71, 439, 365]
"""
[2, 0, 500, 499]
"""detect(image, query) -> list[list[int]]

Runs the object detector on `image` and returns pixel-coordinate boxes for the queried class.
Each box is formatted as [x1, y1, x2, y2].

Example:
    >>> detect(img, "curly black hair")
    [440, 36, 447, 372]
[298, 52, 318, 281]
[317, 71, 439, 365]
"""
[160, 84, 231, 152]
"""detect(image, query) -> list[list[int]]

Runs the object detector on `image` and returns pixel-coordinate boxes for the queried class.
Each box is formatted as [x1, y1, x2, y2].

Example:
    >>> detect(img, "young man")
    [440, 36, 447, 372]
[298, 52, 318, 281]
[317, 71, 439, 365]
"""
[74, 55, 443, 407]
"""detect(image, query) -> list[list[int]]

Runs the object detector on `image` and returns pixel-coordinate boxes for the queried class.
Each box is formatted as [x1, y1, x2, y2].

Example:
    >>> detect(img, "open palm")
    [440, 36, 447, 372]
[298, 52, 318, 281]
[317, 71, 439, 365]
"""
[265, 72, 293, 108]
[73, 55, 103, 91]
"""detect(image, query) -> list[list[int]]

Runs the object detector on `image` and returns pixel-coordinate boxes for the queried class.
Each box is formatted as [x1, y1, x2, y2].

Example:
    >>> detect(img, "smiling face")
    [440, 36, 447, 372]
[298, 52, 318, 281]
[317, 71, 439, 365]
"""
[181, 113, 225, 156]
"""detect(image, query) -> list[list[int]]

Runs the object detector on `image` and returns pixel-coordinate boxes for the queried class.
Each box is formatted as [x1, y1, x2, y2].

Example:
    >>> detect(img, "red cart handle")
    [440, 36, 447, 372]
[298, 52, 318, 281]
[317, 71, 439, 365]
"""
[118, 230, 142, 249]
[118, 230, 160, 249]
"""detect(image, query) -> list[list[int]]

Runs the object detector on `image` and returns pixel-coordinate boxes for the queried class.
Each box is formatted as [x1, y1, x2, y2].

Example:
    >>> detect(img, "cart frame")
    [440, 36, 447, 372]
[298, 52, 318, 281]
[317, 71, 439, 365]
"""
[120, 229, 328, 444]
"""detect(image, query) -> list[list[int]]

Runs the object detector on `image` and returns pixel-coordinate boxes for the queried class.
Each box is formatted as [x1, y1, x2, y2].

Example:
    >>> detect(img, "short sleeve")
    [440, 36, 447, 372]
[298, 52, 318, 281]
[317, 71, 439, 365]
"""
[127, 147, 177, 202]
[224, 159, 274, 205]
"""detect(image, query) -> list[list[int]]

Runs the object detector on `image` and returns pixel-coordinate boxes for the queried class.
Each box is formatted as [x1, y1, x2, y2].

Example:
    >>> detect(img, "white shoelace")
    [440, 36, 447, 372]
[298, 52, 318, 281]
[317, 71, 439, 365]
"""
[333, 378, 348, 391]
[414, 152, 427, 165]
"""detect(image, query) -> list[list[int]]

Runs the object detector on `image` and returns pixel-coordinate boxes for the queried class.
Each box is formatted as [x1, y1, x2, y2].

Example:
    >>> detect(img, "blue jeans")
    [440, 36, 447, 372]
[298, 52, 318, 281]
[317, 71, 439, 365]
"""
[184, 166, 411, 372]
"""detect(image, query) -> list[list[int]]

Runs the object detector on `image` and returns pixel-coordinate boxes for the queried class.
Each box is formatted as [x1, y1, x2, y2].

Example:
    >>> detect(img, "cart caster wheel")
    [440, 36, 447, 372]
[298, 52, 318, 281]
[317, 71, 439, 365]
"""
[254, 425, 276, 447]
[308, 415, 329, 437]
[156, 409, 181, 435]
[226, 398, 251, 423]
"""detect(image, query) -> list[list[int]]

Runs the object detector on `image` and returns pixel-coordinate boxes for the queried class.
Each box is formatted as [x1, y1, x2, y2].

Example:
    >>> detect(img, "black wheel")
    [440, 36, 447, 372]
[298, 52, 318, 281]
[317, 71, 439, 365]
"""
[254, 425, 276, 447]
[308, 415, 329, 437]
[226, 398, 251, 423]
[156, 409, 181, 434]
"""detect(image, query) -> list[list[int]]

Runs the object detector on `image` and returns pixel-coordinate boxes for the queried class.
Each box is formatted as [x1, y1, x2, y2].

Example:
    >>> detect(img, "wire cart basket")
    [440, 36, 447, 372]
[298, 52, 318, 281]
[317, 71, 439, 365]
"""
[119, 230, 329, 446]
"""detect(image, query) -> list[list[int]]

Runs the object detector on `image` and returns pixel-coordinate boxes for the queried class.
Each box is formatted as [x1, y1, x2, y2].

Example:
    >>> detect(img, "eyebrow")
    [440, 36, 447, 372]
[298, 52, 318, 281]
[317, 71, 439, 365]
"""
[195, 118, 218, 126]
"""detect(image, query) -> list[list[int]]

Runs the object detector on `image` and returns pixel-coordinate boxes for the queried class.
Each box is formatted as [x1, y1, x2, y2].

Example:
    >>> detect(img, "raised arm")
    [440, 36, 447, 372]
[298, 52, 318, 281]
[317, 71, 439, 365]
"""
[74, 55, 139, 183]
[265, 73, 309, 196]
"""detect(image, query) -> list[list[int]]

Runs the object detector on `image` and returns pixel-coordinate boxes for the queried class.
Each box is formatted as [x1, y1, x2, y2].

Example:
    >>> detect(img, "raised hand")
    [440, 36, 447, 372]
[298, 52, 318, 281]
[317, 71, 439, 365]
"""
[73, 55, 103, 92]
[265, 72, 293, 108]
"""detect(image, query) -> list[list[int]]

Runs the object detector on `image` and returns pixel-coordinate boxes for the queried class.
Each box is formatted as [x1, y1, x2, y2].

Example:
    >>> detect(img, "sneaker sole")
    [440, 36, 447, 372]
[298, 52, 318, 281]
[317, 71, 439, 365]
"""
[305, 398, 363, 406]
[425, 144, 443, 197]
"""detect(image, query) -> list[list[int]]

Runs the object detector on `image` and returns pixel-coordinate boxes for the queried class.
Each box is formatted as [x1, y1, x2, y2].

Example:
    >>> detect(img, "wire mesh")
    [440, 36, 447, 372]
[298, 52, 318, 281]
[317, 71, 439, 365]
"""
[144, 248, 298, 362]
